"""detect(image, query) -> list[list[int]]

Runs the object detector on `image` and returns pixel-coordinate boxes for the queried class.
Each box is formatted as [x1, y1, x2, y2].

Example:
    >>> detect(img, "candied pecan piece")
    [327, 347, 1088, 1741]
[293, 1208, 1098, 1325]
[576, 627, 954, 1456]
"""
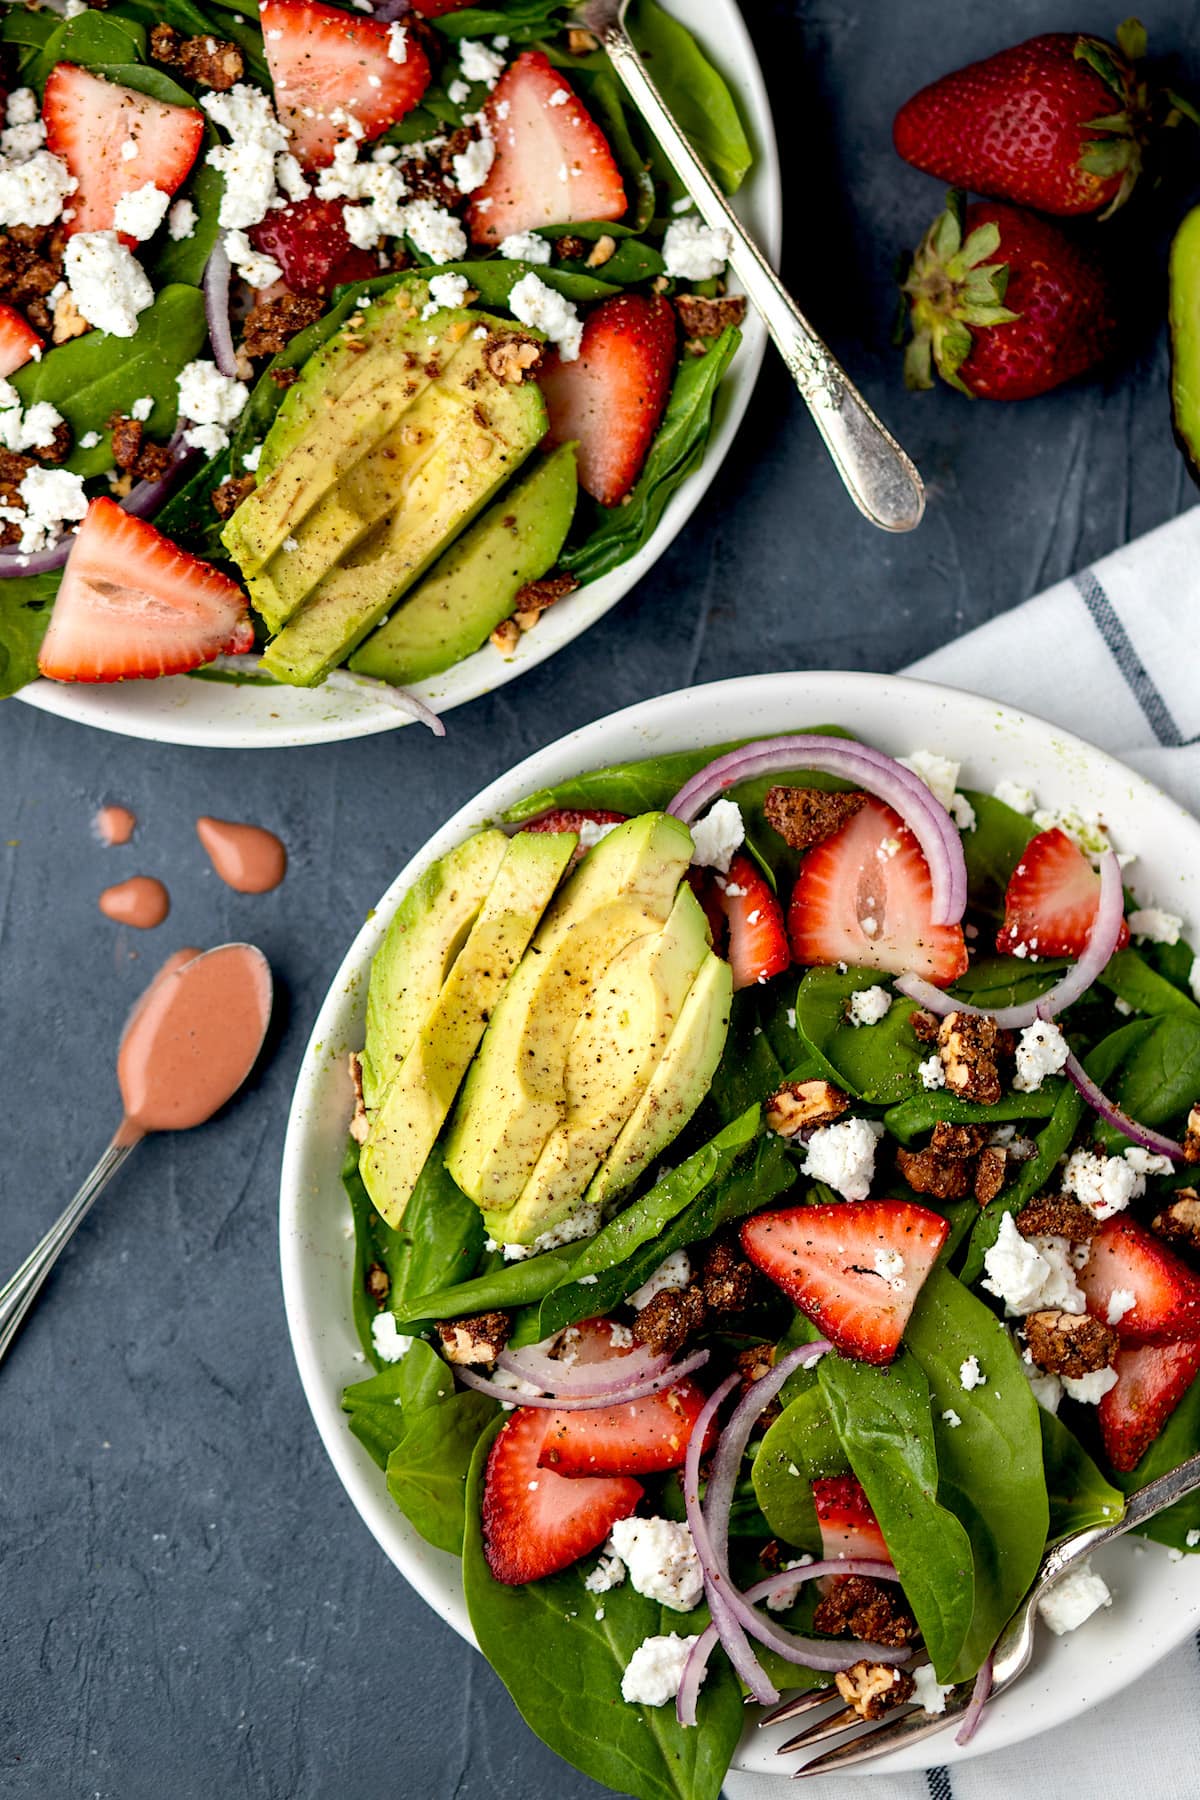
[133, 440, 174, 482]
[1023, 1309, 1119, 1379]
[1182, 1104, 1200, 1165]
[813, 1575, 920, 1649]
[28, 420, 72, 464]
[766, 1078, 850, 1137]
[269, 364, 299, 389]
[835, 1661, 915, 1720]
[698, 1237, 756, 1313]
[513, 571, 580, 621]
[974, 1144, 1007, 1206]
[938, 1011, 1004, 1104]
[930, 1122, 990, 1160]
[0, 447, 34, 502]
[735, 1343, 776, 1386]
[365, 1261, 390, 1303]
[896, 1144, 971, 1201]
[1016, 1194, 1099, 1242]
[675, 293, 748, 339]
[436, 1310, 512, 1367]
[763, 785, 867, 851]
[490, 617, 521, 656]
[242, 293, 324, 359]
[631, 1283, 706, 1358]
[484, 331, 544, 384]
[211, 473, 257, 519]
[150, 23, 244, 89]
[909, 1007, 941, 1044]
[555, 233, 587, 261]
[109, 413, 145, 472]
[1152, 1190, 1200, 1253]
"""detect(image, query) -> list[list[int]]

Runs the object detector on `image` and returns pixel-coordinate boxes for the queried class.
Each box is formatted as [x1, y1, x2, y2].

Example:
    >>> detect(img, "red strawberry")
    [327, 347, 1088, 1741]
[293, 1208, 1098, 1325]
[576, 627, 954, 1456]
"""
[1079, 1216, 1200, 1347]
[686, 866, 728, 951]
[466, 50, 625, 246]
[0, 304, 42, 377]
[260, 0, 432, 170]
[893, 25, 1163, 219]
[37, 499, 254, 684]
[813, 1474, 890, 1561]
[996, 826, 1130, 958]
[740, 1201, 949, 1366]
[43, 63, 204, 241]
[481, 1405, 642, 1584]
[1098, 1339, 1200, 1472]
[787, 797, 968, 986]
[249, 197, 379, 297]
[541, 294, 676, 507]
[713, 852, 789, 992]
[899, 194, 1121, 401]
[524, 807, 627, 836]
[539, 1381, 708, 1478]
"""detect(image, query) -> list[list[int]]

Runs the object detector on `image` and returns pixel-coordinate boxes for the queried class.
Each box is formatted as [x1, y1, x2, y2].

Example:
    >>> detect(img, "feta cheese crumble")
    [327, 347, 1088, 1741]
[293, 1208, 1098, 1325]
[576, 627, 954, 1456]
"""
[584, 1552, 626, 1594]
[873, 1247, 907, 1290]
[167, 197, 197, 241]
[498, 229, 553, 264]
[1037, 1559, 1112, 1635]
[1128, 907, 1183, 946]
[918, 1053, 945, 1091]
[983, 1214, 1085, 1316]
[507, 271, 582, 360]
[802, 1117, 884, 1202]
[899, 749, 975, 830]
[111, 181, 170, 243]
[620, 1633, 700, 1707]
[688, 799, 744, 873]
[4, 465, 87, 554]
[941, 1408, 962, 1428]
[459, 39, 506, 88]
[1106, 1287, 1137, 1326]
[662, 214, 731, 281]
[452, 133, 495, 195]
[609, 1516, 703, 1612]
[629, 1250, 691, 1310]
[1061, 1367, 1119, 1405]
[848, 985, 892, 1028]
[1062, 1148, 1153, 1221]
[959, 1355, 986, 1391]
[0, 149, 76, 229]
[176, 359, 250, 457]
[499, 1203, 600, 1260]
[225, 227, 283, 289]
[763, 1554, 815, 1612]
[577, 818, 621, 850]
[202, 84, 290, 231]
[386, 20, 408, 62]
[421, 271, 471, 318]
[370, 1312, 413, 1362]
[64, 232, 154, 338]
[403, 197, 468, 265]
[1013, 1019, 1069, 1093]
[993, 779, 1035, 815]
[129, 395, 154, 423]
[912, 1664, 955, 1715]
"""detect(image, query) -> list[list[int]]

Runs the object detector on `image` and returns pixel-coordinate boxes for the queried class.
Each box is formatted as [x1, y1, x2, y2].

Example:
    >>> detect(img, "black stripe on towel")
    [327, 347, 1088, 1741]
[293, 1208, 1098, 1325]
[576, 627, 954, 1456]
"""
[926, 1767, 954, 1800]
[1072, 569, 1183, 747]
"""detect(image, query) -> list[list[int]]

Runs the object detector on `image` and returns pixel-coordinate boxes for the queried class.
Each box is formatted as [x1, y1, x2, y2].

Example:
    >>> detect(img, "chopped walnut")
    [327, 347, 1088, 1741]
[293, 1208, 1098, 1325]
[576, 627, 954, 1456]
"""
[149, 23, 244, 89]
[974, 1144, 1007, 1206]
[1152, 1190, 1200, 1253]
[567, 26, 599, 52]
[813, 1575, 920, 1649]
[631, 1283, 706, 1358]
[243, 293, 324, 359]
[1023, 1309, 1119, 1379]
[698, 1237, 756, 1313]
[436, 1310, 511, 1367]
[896, 1144, 971, 1201]
[211, 473, 256, 519]
[347, 1051, 369, 1145]
[490, 617, 521, 657]
[52, 291, 90, 344]
[586, 234, 618, 269]
[766, 1078, 850, 1137]
[1182, 1104, 1200, 1165]
[763, 785, 866, 851]
[1015, 1194, 1099, 1242]
[483, 331, 544, 385]
[675, 293, 748, 339]
[938, 1011, 1004, 1105]
[835, 1661, 915, 1721]
[365, 1261, 390, 1304]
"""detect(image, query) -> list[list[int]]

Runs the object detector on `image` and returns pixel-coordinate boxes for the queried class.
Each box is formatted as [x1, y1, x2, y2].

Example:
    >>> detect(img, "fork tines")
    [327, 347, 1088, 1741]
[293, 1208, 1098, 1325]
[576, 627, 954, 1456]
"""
[779, 1703, 899, 1756]
[757, 1686, 835, 1729]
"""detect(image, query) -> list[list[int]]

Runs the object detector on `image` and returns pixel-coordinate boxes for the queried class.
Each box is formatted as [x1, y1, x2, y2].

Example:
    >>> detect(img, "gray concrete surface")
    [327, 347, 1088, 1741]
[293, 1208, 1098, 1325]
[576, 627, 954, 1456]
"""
[2, 2, 1197, 1795]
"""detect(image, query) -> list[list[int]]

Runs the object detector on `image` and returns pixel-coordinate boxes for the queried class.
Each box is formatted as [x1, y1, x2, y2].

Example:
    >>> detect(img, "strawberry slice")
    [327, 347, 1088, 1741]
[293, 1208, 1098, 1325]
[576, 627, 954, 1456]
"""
[466, 50, 626, 246]
[482, 1405, 642, 1584]
[813, 1474, 890, 1561]
[714, 852, 790, 992]
[0, 304, 42, 377]
[740, 1200, 950, 1365]
[1079, 1216, 1200, 1347]
[1098, 1340, 1200, 1473]
[37, 499, 254, 684]
[43, 63, 204, 241]
[249, 197, 380, 297]
[539, 1380, 707, 1478]
[788, 797, 969, 986]
[541, 294, 676, 507]
[996, 826, 1131, 958]
[261, 0, 432, 170]
[524, 807, 627, 837]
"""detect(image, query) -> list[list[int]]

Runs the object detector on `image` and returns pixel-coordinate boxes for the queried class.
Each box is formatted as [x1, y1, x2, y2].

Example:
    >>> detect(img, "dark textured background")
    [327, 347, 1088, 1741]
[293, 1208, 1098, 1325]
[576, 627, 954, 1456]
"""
[2, 3, 1198, 1796]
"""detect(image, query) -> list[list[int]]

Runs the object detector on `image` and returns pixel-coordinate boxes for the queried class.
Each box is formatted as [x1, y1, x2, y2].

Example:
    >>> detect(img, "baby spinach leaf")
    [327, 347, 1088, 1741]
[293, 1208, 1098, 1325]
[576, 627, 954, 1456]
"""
[152, 444, 234, 560]
[946, 954, 1069, 1013]
[435, 259, 621, 305]
[463, 1422, 744, 1800]
[627, 0, 753, 194]
[538, 224, 665, 284]
[753, 1385, 848, 1549]
[341, 1340, 448, 1467]
[1039, 1410, 1124, 1543]
[706, 994, 785, 1123]
[1111, 1365, 1200, 1549]
[111, 0, 271, 84]
[1100, 947, 1200, 1020]
[146, 161, 224, 289]
[884, 1087, 1060, 1146]
[400, 1245, 580, 1325]
[1094, 1014, 1200, 1150]
[434, 0, 570, 42]
[961, 1080, 1085, 1282]
[959, 792, 1037, 913]
[25, 9, 146, 86]
[818, 1350, 976, 1681]
[386, 1390, 498, 1554]
[0, 573, 56, 701]
[794, 968, 924, 1103]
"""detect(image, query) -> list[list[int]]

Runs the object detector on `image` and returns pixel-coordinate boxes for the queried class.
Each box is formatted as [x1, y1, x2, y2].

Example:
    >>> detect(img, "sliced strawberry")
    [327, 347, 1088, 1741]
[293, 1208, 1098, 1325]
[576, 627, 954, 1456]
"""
[524, 807, 627, 836]
[714, 852, 790, 992]
[482, 1405, 642, 1584]
[539, 1380, 707, 1478]
[466, 50, 626, 246]
[1079, 1216, 1200, 1347]
[788, 797, 969, 987]
[813, 1474, 890, 1561]
[261, 0, 432, 170]
[1098, 1340, 1200, 1473]
[37, 499, 254, 684]
[248, 197, 379, 298]
[541, 294, 676, 507]
[996, 826, 1131, 959]
[687, 866, 728, 950]
[43, 63, 203, 241]
[0, 305, 43, 377]
[740, 1200, 950, 1366]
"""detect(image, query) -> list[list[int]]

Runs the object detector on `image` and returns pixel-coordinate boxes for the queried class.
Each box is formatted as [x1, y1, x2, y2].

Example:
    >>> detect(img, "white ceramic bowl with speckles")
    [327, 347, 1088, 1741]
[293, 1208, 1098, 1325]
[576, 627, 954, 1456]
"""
[280, 670, 1200, 1778]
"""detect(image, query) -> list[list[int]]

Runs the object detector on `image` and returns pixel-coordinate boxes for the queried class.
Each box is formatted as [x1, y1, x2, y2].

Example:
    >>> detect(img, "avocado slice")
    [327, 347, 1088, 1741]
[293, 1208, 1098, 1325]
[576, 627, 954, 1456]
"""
[361, 828, 507, 1110]
[584, 950, 733, 1212]
[348, 443, 579, 686]
[486, 881, 713, 1245]
[258, 326, 548, 686]
[1171, 204, 1200, 485]
[445, 813, 695, 1217]
[360, 829, 577, 1227]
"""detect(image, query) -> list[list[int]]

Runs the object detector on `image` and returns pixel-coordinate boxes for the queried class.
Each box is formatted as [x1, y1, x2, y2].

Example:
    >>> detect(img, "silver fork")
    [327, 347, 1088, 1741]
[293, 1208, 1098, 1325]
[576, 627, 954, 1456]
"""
[574, 0, 925, 534]
[758, 1448, 1200, 1777]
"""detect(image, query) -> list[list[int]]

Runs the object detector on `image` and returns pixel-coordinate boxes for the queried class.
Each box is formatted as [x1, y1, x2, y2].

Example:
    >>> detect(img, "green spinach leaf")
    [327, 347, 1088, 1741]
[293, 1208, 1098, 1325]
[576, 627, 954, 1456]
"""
[386, 1390, 498, 1553]
[884, 1087, 1060, 1147]
[0, 573, 56, 700]
[627, 0, 753, 194]
[1099, 947, 1200, 1021]
[340, 1340, 448, 1467]
[794, 968, 924, 1103]
[401, 1245, 580, 1325]
[959, 791, 1037, 913]
[1039, 1410, 1124, 1543]
[1095, 1014, 1200, 1149]
[753, 1385, 848, 1549]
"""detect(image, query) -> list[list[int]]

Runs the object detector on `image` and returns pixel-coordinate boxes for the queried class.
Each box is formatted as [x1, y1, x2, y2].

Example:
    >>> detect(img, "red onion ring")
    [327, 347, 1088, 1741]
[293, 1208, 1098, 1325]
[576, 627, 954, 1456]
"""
[369, 0, 410, 17]
[497, 1336, 671, 1396]
[1063, 1050, 1185, 1161]
[455, 1346, 709, 1410]
[203, 235, 238, 378]
[323, 670, 446, 735]
[0, 534, 75, 576]
[896, 848, 1125, 1029]
[666, 736, 968, 926]
[954, 1649, 994, 1745]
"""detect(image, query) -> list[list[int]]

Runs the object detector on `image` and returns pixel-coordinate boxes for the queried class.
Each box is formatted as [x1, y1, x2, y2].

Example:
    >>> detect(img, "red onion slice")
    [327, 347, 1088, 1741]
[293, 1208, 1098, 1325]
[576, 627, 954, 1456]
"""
[896, 848, 1125, 1029]
[666, 736, 968, 925]
[1063, 1050, 1184, 1161]
[497, 1336, 671, 1396]
[0, 535, 74, 576]
[0, 436, 199, 579]
[955, 1650, 993, 1745]
[369, 0, 410, 16]
[455, 1346, 709, 1410]
[323, 669, 446, 735]
[204, 235, 238, 378]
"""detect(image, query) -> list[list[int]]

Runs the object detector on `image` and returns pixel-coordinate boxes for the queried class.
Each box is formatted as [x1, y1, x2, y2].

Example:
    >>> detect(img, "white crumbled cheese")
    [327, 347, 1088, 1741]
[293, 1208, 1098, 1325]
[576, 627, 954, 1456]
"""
[242, 443, 262, 472]
[202, 84, 290, 231]
[167, 197, 197, 241]
[64, 232, 153, 338]
[661, 214, 732, 281]
[447, 78, 471, 106]
[900, 749, 959, 811]
[459, 39, 506, 88]
[918, 1054, 945, 1091]
[994, 779, 1035, 814]
[630, 1250, 691, 1310]
[959, 1355, 986, 1391]
[2, 120, 48, 162]
[498, 230, 552, 264]
[577, 818, 621, 850]
[9, 465, 88, 554]
[452, 133, 495, 195]
[1187, 1529, 1200, 1548]
[500, 1203, 600, 1260]
[1124, 1147, 1175, 1177]
[1106, 1287, 1137, 1326]
[1013, 1019, 1069, 1093]
[111, 181, 170, 242]
[78, 430, 101, 450]
[983, 1215, 1085, 1317]
[941, 1408, 962, 1429]
[803, 1117, 884, 1203]
[421, 271, 471, 319]
[848, 985, 892, 1028]
[607, 1321, 634, 1350]
[688, 799, 744, 873]
[129, 395, 154, 423]
[1128, 907, 1183, 946]
[1191, 956, 1200, 1006]
[584, 1551, 626, 1594]
[386, 20, 408, 61]
[763, 1554, 815, 1613]
[371, 1312, 413, 1362]
[874, 1247, 907, 1291]
[225, 227, 283, 289]
[5, 89, 38, 128]
[950, 792, 977, 831]
[184, 422, 230, 459]
[403, 197, 468, 264]
[0, 149, 76, 229]
[912, 1664, 955, 1715]
[1037, 1560, 1112, 1635]
[610, 1517, 703, 1612]
[1024, 1360, 1065, 1414]
[343, 205, 380, 249]
[508, 270, 582, 360]
[620, 1633, 700, 1707]
[177, 358, 249, 457]
[1062, 1367, 1119, 1405]
[120, 138, 139, 163]
[1062, 1149, 1145, 1221]
[0, 397, 64, 453]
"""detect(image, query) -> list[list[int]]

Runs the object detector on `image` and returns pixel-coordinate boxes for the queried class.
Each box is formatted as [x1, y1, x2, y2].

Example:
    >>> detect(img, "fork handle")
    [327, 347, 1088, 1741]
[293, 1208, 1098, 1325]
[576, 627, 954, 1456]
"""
[1034, 1448, 1200, 1594]
[592, 21, 925, 533]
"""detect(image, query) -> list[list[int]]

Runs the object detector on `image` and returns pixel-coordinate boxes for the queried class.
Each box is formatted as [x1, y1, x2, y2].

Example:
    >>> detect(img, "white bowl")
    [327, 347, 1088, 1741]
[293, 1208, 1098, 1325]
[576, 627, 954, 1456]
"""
[279, 670, 1200, 1777]
[14, 0, 779, 750]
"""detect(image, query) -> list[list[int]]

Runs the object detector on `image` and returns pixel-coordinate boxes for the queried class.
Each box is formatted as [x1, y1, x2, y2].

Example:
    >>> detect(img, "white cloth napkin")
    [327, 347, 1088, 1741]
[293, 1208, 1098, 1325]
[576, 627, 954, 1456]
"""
[725, 505, 1200, 1800]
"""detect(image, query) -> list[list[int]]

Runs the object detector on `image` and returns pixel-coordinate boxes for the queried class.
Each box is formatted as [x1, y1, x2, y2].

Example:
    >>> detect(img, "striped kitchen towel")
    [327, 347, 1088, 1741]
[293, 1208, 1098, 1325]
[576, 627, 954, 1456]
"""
[724, 504, 1200, 1800]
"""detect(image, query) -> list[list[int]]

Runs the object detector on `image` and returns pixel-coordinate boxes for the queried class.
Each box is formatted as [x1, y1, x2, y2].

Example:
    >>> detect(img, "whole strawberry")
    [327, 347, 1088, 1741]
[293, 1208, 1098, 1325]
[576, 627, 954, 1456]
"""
[894, 21, 1188, 218]
[898, 192, 1121, 400]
